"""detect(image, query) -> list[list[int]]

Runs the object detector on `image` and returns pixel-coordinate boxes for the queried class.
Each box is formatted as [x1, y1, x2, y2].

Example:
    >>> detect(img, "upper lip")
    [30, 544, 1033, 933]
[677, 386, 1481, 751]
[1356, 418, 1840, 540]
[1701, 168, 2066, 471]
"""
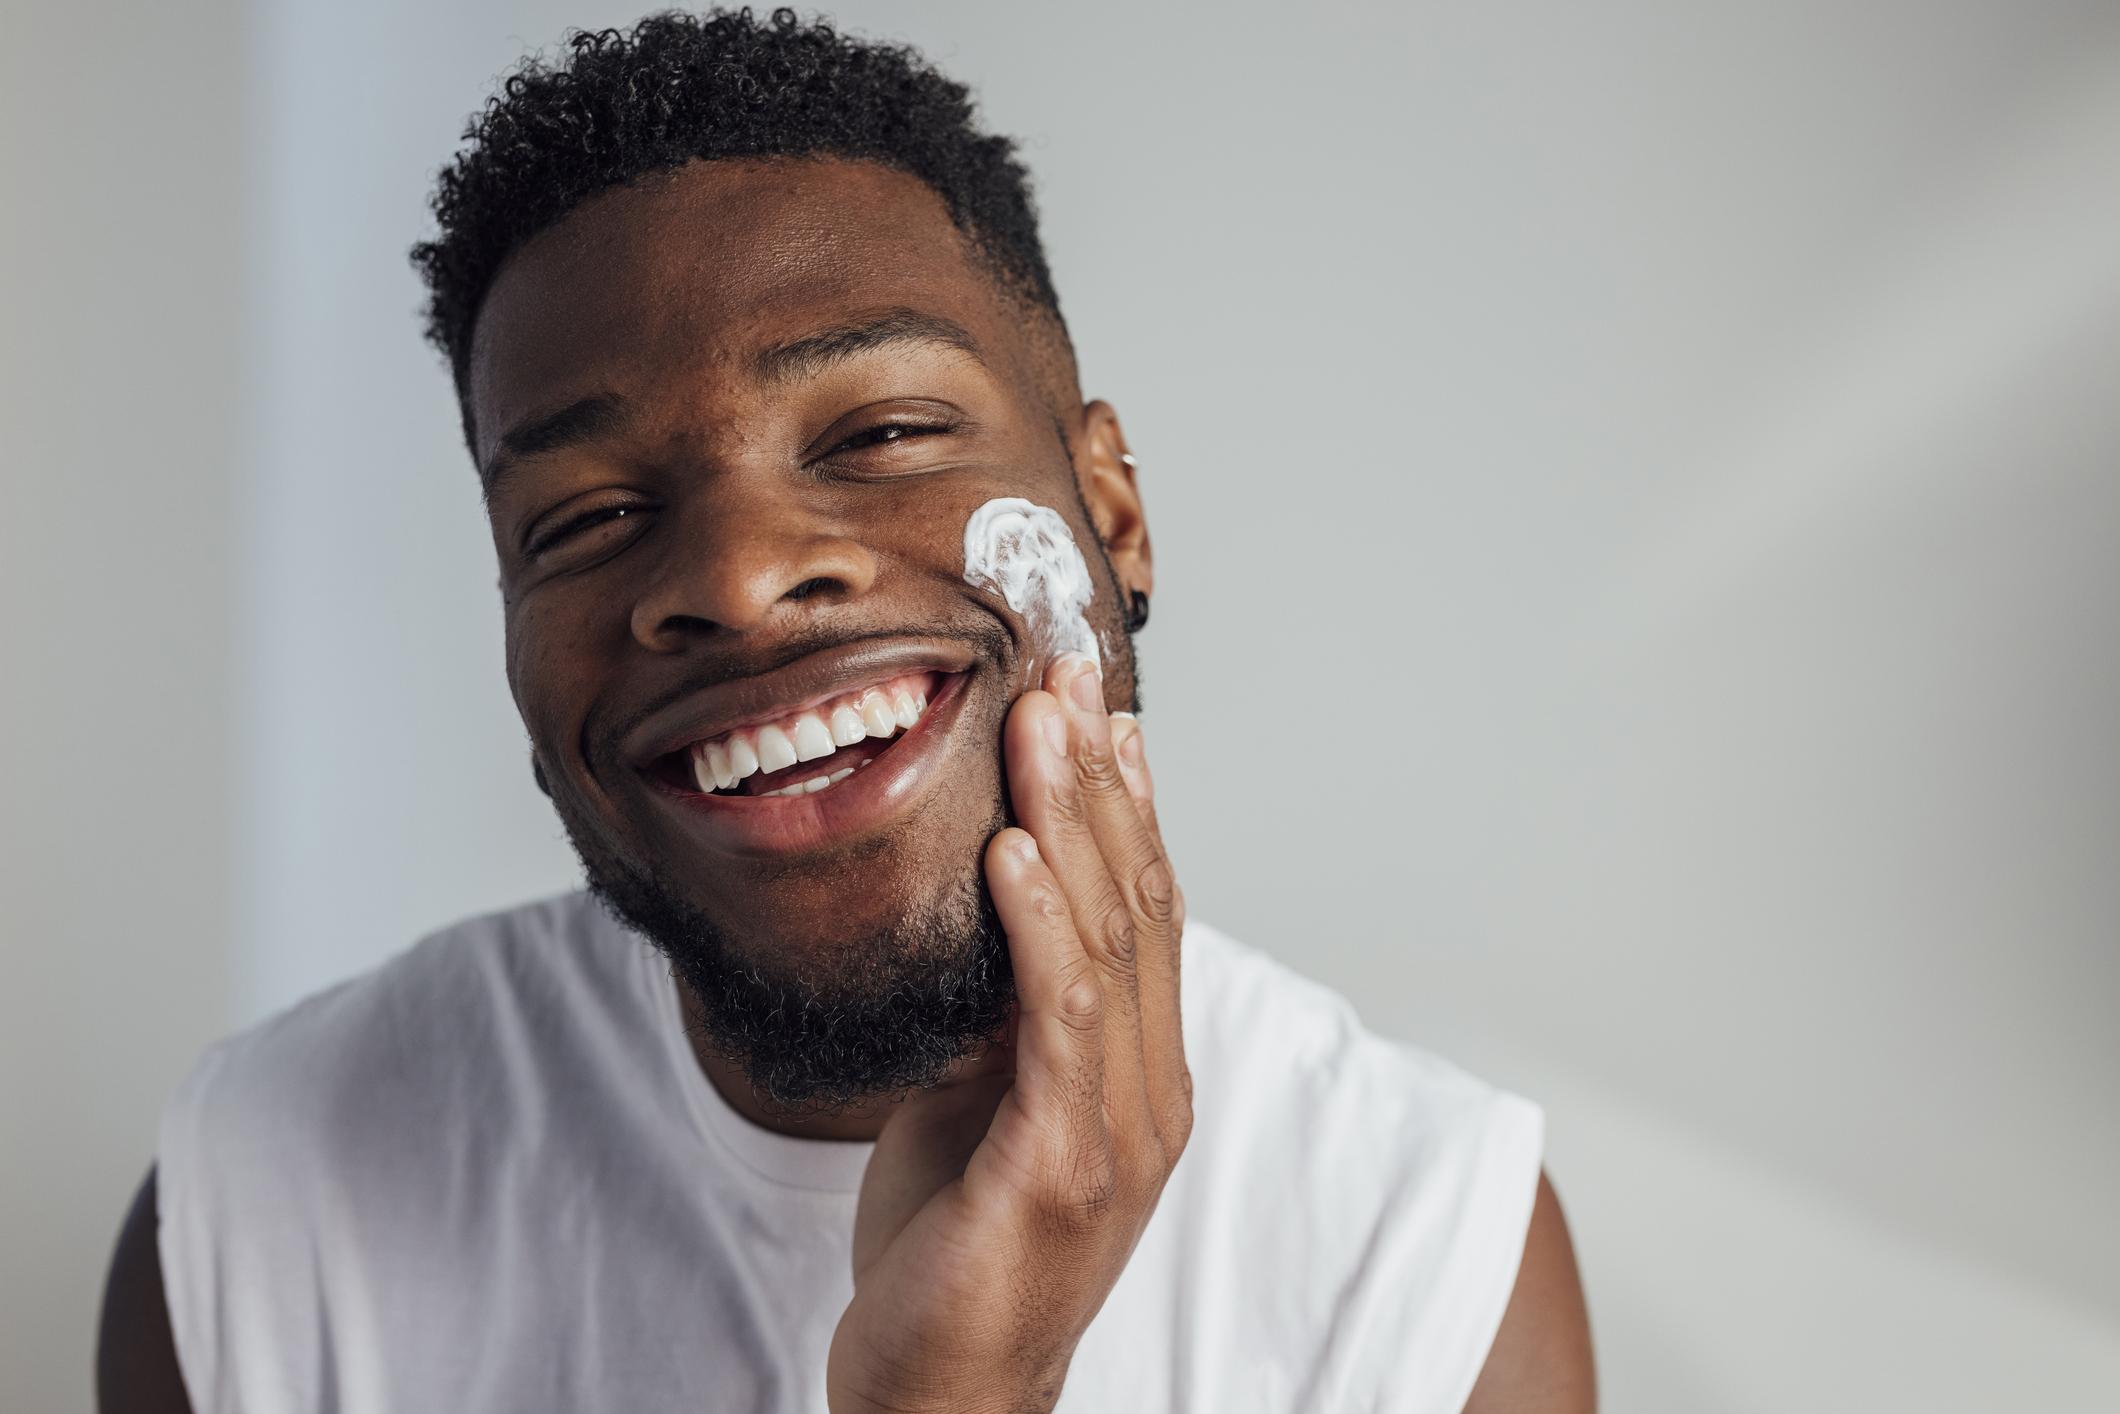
[620, 635, 980, 770]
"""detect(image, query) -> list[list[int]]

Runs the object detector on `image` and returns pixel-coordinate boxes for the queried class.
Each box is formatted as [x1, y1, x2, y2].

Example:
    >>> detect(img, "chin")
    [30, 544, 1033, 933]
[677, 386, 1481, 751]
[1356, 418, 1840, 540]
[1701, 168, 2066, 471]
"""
[684, 833, 994, 970]
[555, 777, 1018, 1112]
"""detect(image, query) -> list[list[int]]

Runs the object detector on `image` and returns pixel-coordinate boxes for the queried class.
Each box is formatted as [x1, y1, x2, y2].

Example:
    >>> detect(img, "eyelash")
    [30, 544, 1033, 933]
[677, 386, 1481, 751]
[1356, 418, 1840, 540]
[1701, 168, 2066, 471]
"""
[527, 503, 642, 556]
[832, 418, 955, 453]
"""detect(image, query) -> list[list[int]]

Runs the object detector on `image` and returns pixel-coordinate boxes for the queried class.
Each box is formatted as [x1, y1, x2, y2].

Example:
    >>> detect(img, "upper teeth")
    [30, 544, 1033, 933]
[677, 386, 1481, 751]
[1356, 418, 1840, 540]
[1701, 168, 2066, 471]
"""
[691, 674, 933, 795]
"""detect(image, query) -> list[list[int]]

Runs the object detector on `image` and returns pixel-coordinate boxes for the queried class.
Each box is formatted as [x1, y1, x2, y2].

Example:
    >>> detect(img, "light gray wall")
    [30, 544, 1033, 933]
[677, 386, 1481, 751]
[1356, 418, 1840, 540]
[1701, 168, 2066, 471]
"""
[5, 1, 2116, 1408]
[1, 3, 247, 1409]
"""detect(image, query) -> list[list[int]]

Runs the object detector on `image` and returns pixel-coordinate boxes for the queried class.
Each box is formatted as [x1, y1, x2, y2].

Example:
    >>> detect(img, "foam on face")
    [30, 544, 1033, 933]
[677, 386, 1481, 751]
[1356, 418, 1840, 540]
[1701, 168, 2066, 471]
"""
[962, 497, 1100, 672]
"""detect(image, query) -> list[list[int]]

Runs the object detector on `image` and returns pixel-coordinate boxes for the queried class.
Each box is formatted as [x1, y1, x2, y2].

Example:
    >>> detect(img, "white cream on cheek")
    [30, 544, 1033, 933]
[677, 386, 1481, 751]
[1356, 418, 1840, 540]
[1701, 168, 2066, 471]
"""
[961, 497, 1100, 673]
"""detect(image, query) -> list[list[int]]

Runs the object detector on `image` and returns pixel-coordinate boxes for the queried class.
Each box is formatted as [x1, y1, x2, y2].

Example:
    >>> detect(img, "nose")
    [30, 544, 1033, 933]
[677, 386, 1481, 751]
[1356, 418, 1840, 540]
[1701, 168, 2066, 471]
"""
[628, 473, 880, 652]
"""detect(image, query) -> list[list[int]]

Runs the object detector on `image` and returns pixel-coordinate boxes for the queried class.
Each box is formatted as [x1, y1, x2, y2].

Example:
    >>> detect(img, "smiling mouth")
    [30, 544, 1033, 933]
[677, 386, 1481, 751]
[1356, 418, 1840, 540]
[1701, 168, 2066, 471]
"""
[649, 669, 947, 799]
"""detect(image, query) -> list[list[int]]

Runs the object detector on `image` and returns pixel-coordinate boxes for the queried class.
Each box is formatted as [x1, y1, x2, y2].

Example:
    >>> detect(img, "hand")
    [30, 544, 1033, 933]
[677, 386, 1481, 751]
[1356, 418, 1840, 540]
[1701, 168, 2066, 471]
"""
[826, 652, 1192, 1414]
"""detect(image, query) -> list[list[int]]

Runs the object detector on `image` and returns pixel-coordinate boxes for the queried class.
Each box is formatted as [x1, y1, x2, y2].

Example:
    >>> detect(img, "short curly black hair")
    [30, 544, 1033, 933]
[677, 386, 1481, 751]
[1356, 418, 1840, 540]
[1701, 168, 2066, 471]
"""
[410, 6, 1069, 450]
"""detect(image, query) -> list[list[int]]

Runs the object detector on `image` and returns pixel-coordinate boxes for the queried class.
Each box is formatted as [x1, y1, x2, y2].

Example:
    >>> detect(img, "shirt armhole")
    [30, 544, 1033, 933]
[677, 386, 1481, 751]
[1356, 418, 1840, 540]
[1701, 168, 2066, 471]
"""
[1430, 1090, 1547, 1414]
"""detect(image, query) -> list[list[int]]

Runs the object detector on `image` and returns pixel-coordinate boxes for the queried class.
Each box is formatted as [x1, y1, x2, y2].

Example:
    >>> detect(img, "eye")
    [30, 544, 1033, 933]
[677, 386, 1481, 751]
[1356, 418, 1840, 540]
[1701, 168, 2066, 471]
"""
[525, 501, 650, 558]
[831, 419, 955, 454]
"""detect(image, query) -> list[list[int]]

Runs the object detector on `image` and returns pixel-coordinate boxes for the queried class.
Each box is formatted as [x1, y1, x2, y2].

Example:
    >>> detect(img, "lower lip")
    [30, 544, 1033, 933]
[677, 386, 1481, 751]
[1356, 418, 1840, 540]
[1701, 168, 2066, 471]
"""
[642, 671, 974, 857]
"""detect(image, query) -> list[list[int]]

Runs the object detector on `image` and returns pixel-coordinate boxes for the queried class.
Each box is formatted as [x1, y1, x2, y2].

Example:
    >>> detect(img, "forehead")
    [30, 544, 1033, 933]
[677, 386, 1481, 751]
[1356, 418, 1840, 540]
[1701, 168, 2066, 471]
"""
[468, 156, 1014, 457]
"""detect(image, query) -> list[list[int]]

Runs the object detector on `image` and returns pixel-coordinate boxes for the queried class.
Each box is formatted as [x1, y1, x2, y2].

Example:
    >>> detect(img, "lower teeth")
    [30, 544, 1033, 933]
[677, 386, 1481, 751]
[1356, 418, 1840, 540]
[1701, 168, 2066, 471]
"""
[749, 760, 866, 799]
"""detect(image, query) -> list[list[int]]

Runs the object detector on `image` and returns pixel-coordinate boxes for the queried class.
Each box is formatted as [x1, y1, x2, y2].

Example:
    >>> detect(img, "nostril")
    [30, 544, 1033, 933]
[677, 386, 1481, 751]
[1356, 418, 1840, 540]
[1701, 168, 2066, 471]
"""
[783, 577, 836, 603]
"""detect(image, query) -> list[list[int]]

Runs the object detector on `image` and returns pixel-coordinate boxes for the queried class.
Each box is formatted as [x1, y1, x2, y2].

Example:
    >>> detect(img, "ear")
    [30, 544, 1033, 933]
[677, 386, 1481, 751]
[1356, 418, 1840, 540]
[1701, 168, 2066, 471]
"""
[1075, 399, 1154, 601]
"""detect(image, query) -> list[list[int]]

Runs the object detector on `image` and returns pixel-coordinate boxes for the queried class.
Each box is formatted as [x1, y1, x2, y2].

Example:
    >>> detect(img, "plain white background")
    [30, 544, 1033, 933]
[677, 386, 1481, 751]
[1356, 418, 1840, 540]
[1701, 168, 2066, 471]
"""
[5, 1, 2118, 1408]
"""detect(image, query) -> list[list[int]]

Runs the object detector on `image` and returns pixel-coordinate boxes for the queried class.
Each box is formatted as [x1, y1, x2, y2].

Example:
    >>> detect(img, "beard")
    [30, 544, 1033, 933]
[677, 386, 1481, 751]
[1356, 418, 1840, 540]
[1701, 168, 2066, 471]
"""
[558, 791, 1018, 1117]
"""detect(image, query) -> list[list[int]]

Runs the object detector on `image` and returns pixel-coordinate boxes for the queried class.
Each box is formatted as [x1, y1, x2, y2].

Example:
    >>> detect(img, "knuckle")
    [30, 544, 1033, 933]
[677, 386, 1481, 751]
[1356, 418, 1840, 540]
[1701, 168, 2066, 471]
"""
[1027, 880, 1072, 927]
[1055, 969, 1103, 1034]
[1029, 1131, 1119, 1235]
[1045, 779, 1092, 832]
[1129, 856, 1178, 927]
[1098, 905, 1138, 968]
[1072, 740, 1128, 795]
[1058, 1144, 1120, 1230]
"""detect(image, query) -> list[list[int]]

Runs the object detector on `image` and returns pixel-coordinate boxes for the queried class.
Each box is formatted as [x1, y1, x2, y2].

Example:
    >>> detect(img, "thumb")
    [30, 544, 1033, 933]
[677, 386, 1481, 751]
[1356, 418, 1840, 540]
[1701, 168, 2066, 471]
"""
[849, 1047, 1016, 1279]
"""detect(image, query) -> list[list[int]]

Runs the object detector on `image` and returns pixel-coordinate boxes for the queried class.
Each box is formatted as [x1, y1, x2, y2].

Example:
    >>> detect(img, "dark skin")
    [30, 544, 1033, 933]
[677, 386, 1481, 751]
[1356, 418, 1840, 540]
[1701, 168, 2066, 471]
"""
[97, 156, 1594, 1412]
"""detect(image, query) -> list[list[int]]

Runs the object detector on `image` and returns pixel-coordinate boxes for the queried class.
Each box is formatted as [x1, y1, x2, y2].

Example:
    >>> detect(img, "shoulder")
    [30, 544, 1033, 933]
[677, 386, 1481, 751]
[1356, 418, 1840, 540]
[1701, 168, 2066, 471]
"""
[1180, 918, 1544, 1154]
[1174, 920, 1564, 1408]
[146, 891, 631, 1409]
[157, 888, 643, 1210]
[161, 889, 629, 1207]
[163, 889, 616, 1142]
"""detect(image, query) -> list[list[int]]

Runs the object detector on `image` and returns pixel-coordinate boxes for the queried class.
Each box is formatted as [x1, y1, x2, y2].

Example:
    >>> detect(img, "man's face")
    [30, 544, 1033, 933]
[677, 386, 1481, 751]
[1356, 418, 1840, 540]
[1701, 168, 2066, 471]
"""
[468, 157, 1149, 1109]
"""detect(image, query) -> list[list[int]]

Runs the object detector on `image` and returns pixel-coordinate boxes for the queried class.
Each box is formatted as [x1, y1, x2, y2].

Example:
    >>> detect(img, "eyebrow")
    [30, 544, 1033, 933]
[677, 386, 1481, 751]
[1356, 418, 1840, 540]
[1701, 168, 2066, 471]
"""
[481, 392, 633, 501]
[481, 308, 985, 500]
[752, 307, 987, 384]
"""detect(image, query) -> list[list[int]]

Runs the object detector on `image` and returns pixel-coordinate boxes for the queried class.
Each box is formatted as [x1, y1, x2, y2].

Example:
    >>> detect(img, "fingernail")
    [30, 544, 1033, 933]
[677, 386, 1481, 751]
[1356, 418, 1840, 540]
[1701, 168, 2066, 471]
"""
[1068, 661, 1104, 712]
[1047, 650, 1094, 688]
[1112, 718, 1150, 801]
[1011, 831, 1041, 865]
[1042, 708, 1068, 757]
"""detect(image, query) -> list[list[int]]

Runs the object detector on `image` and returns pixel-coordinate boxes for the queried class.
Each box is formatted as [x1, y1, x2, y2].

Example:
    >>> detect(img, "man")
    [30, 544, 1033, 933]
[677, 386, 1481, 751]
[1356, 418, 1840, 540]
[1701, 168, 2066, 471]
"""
[99, 9, 1594, 1410]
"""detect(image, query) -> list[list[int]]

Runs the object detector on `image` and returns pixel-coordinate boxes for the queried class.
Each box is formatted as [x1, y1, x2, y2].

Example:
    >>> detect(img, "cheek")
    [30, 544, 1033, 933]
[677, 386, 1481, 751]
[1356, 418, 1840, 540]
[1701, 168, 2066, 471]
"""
[959, 494, 1105, 677]
[503, 601, 595, 757]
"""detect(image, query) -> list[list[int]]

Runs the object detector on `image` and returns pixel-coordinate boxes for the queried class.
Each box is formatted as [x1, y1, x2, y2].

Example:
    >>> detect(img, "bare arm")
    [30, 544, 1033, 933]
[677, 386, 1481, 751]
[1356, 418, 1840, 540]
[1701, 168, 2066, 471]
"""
[96, 1166, 195, 1414]
[1461, 1167, 1597, 1414]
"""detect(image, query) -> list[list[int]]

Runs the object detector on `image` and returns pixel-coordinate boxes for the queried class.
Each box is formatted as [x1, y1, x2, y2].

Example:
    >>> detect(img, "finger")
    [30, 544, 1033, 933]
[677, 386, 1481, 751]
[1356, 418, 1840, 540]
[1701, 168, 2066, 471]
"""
[1042, 659, 1176, 1014]
[1044, 659, 1173, 971]
[1004, 678, 1154, 1135]
[1108, 713, 1160, 837]
[1109, 714, 1184, 939]
[856, 1067, 1013, 1279]
[1026, 656, 1178, 1147]
[1104, 711, 1190, 1157]
[972, 827, 1117, 1226]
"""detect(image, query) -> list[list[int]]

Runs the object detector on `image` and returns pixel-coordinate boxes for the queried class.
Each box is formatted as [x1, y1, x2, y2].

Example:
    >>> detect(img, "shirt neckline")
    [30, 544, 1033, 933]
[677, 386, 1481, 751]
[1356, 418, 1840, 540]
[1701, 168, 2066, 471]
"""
[629, 932, 874, 1197]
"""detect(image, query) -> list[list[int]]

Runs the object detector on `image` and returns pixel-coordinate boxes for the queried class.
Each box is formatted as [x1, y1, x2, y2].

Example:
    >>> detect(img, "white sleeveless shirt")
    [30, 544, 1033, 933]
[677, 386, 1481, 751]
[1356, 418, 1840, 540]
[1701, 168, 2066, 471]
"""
[157, 892, 1543, 1413]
